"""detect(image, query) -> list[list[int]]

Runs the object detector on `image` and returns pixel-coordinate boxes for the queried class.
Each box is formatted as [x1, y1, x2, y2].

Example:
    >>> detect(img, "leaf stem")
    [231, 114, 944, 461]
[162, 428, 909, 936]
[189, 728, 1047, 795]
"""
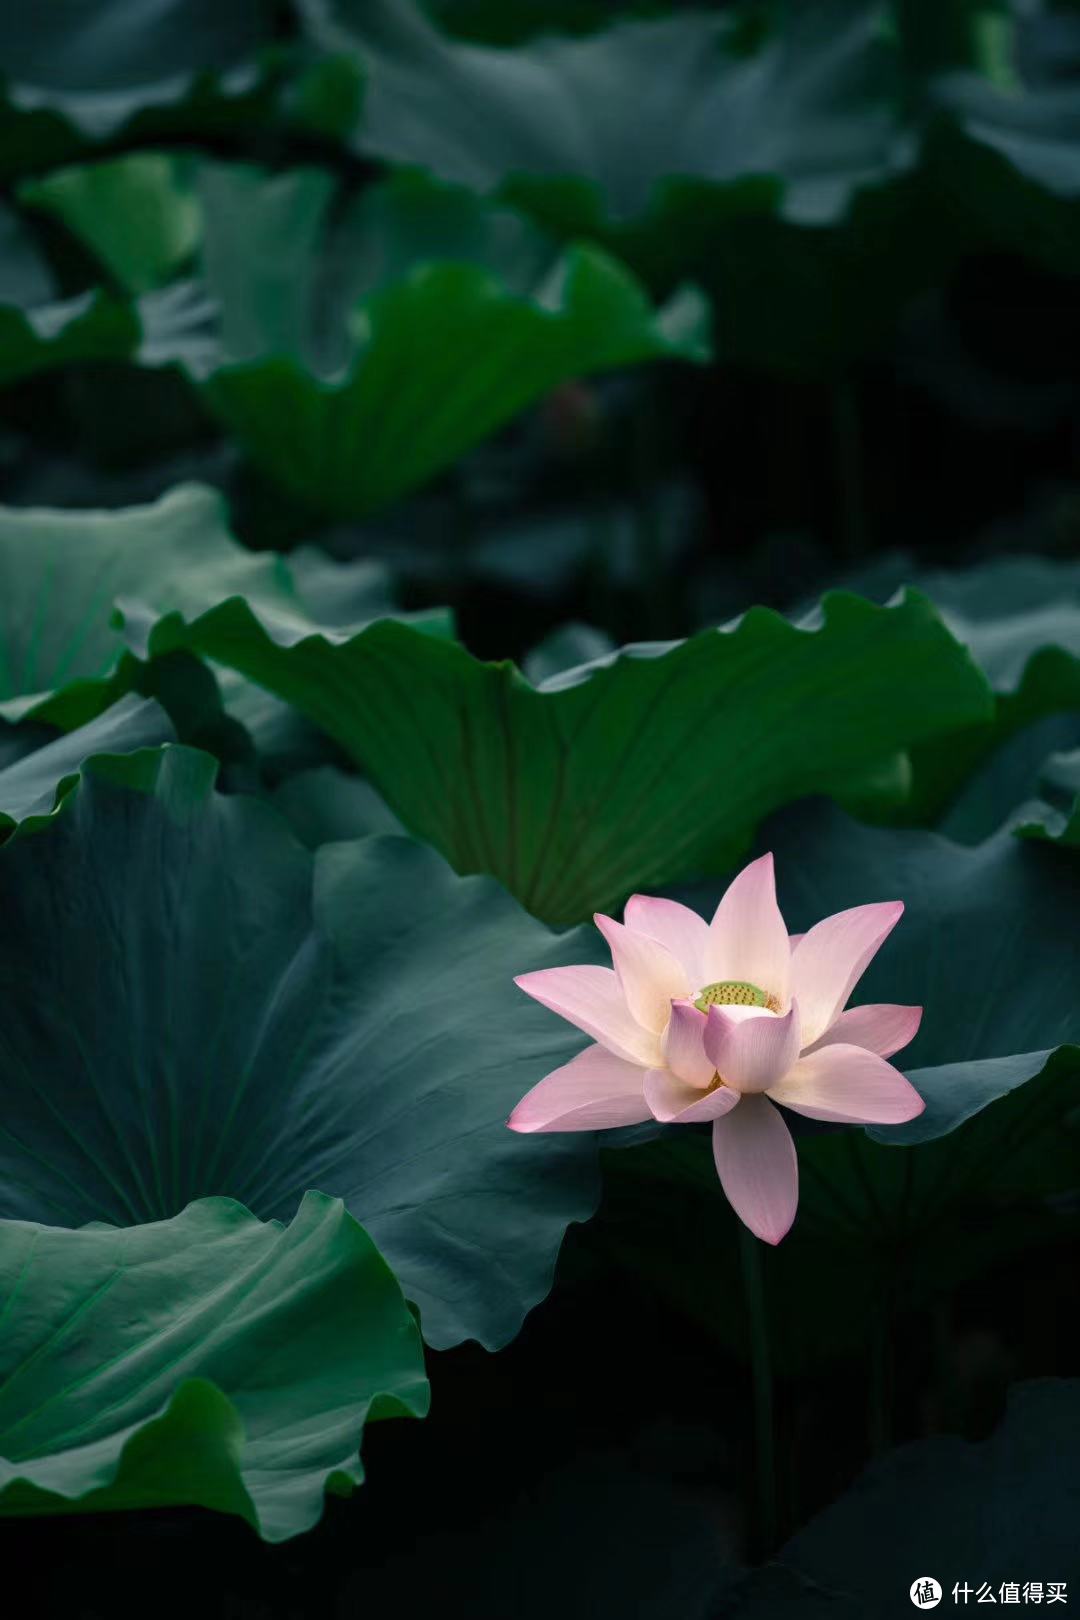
[868, 1303, 894, 1455]
[738, 1220, 778, 1553]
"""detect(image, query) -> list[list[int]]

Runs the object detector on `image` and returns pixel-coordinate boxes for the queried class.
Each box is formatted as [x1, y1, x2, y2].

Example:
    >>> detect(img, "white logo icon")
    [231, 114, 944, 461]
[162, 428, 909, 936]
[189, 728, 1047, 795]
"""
[909, 1578, 942, 1608]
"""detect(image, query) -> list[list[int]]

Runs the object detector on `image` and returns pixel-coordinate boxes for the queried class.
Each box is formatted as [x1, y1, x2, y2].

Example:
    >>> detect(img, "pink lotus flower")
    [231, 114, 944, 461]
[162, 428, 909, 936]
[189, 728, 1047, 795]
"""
[508, 854, 925, 1244]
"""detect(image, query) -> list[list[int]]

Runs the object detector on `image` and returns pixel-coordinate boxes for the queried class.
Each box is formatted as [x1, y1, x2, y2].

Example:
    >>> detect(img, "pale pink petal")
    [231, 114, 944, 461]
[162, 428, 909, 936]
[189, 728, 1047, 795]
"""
[766, 1043, 926, 1124]
[711, 1096, 798, 1245]
[624, 895, 710, 984]
[515, 965, 661, 1066]
[644, 1068, 739, 1124]
[705, 852, 790, 1007]
[803, 1002, 922, 1059]
[594, 913, 690, 1033]
[790, 901, 904, 1046]
[788, 933, 804, 950]
[703, 1002, 802, 1094]
[508, 1043, 651, 1132]
[662, 1000, 715, 1087]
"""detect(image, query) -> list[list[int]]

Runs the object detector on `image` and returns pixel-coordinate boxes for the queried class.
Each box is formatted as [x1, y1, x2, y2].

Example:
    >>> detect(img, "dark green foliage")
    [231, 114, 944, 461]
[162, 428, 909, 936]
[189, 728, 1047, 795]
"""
[3, 0, 1080, 1586]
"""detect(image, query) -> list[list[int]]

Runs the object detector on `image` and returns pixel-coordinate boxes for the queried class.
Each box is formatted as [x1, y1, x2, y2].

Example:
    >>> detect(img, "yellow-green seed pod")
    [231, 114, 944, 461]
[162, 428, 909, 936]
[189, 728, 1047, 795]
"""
[693, 980, 777, 1013]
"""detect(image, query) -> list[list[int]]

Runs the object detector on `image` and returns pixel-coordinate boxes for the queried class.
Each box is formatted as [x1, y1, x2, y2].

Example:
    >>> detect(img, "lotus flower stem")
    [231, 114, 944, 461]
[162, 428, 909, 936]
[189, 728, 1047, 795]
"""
[869, 1309, 894, 1456]
[738, 1220, 777, 1554]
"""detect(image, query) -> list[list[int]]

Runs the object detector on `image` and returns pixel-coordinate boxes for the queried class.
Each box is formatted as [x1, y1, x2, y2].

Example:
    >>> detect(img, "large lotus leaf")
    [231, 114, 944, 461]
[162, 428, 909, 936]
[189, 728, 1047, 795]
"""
[302, 0, 907, 230]
[589, 799, 1080, 1370]
[832, 554, 1080, 824]
[474, 172, 944, 379]
[522, 621, 616, 686]
[0, 1192, 428, 1540]
[0, 745, 605, 1349]
[272, 766, 404, 848]
[208, 548, 432, 780]
[0, 483, 444, 730]
[21, 153, 202, 294]
[17, 160, 708, 507]
[906, 6, 1080, 277]
[190, 163, 710, 515]
[213, 547, 411, 779]
[731, 1381, 1080, 1616]
[913, 554, 1080, 690]
[1016, 746, 1080, 848]
[0, 197, 218, 387]
[0, 0, 283, 183]
[0, 720, 54, 774]
[298, 0, 955, 376]
[932, 35, 1080, 202]
[0, 483, 290, 726]
[0, 694, 173, 833]
[825, 552, 1080, 696]
[937, 711, 1080, 844]
[213, 671, 346, 782]
[146, 587, 992, 924]
[0, 201, 139, 385]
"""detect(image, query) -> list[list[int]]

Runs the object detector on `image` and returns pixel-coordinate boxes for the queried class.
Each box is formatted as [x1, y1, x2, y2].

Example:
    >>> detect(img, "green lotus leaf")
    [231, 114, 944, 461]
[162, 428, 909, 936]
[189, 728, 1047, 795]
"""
[0, 280, 138, 387]
[302, 0, 906, 231]
[836, 554, 1080, 827]
[0, 196, 218, 391]
[522, 621, 616, 686]
[297, 1, 955, 376]
[212, 671, 344, 782]
[10, 160, 708, 508]
[930, 12, 1080, 204]
[0, 0, 283, 183]
[21, 153, 202, 294]
[191, 163, 709, 515]
[937, 710, 1080, 845]
[0, 745, 604, 1349]
[0, 201, 139, 385]
[881, 11, 1080, 291]
[1015, 745, 1080, 848]
[0, 483, 290, 727]
[0, 483, 446, 730]
[916, 554, 1080, 691]
[147, 586, 992, 924]
[0, 719, 53, 774]
[272, 766, 404, 849]
[209, 548, 433, 779]
[0, 1192, 428, 1540]
[0, 694, 172, 833]
[733, 1381, 1080, 1614]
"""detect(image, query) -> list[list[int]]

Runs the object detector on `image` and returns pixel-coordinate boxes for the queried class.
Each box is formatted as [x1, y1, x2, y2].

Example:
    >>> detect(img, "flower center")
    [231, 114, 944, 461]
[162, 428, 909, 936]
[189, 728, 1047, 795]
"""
[693, 980, 781, 1014]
